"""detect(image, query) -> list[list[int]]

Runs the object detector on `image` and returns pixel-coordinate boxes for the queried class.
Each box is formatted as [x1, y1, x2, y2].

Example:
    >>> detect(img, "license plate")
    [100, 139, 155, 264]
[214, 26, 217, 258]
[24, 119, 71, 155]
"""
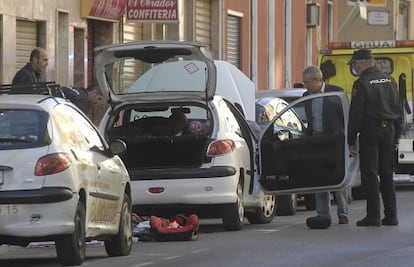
[0, 205, 19, 214]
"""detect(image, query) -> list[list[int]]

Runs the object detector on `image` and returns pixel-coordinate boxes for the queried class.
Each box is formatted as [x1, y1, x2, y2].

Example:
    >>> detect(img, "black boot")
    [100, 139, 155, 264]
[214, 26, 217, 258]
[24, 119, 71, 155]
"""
[356, 217, 381, 226]
[381, 217, 398, 226]
[306, 216, 331, 229]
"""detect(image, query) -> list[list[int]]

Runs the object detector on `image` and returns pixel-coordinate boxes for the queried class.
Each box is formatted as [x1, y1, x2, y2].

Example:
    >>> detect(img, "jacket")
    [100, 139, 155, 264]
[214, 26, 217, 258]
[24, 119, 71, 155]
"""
[11, 63, 45, 93]
[348, 66, 402, 146]
[303, 83, 344, 135]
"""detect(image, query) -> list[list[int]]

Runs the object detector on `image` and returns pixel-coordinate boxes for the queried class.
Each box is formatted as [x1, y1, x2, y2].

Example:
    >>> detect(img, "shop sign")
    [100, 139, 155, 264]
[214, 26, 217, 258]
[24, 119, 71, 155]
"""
[127, 0, 179, 23]
[82, 0, 127, 21]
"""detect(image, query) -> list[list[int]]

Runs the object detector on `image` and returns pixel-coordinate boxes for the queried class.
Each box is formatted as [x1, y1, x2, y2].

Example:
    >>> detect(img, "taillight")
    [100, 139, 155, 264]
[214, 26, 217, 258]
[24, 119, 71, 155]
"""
[206, 139, 235, 157]
[34, 153, 72, 176]
[148, 187, 165, 194]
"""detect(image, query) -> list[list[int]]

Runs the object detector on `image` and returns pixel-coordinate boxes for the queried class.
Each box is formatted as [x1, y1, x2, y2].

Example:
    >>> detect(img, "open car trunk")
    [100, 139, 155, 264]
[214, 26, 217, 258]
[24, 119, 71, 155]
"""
[106, 103, 213, 180]
[117, 135, 210, 169]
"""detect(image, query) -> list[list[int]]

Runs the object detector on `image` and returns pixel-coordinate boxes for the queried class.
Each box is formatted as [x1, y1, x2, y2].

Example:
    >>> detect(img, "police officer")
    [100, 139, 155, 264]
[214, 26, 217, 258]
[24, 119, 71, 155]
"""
[348, 49, 402, 227]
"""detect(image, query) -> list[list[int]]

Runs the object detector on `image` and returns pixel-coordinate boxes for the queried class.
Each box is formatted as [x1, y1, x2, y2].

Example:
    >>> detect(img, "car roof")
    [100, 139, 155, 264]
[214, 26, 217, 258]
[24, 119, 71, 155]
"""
[0, 94, 65, 110]
[255, 96, 288, 106]
[255, 88, 306, 102]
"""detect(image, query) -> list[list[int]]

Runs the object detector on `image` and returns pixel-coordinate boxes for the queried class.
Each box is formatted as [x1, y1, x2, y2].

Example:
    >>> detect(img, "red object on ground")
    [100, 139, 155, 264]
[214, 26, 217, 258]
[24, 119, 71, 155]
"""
[150, 214, 199, 241]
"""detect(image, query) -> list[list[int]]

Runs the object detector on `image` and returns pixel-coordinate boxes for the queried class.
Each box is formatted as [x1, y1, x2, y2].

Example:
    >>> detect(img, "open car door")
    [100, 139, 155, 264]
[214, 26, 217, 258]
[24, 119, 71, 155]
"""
[259, 91, 359, 194]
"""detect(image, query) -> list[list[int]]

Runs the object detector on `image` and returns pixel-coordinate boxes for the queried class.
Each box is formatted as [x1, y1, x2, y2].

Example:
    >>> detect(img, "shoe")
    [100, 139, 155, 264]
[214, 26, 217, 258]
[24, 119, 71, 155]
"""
[356, 217, 381, 227]
[381, 217, 398, 226]
[338, 215, 349, 224]
[306, 216, 331, 229]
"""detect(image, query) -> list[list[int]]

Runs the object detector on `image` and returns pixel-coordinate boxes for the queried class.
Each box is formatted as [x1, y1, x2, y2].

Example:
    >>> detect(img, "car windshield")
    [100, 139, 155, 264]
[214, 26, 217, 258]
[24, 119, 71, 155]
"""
[0, 109, 50, 150]
[104, 54, 208, 95]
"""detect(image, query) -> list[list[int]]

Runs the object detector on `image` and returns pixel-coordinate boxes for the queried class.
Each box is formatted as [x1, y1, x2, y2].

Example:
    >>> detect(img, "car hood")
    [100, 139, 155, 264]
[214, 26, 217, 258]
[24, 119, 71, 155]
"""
[94, 41, 256, 121]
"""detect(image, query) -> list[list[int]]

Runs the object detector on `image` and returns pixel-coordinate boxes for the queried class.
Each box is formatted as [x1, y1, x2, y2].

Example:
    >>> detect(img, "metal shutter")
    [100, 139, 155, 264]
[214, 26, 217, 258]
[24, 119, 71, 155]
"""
[87, 20, 95, 86]
[227, 15, 240, 68]
[16, 20, 37, 71]
[121, 20, 144, 92]
[195, 0, 211, 47]
[123, 20, 142, 43]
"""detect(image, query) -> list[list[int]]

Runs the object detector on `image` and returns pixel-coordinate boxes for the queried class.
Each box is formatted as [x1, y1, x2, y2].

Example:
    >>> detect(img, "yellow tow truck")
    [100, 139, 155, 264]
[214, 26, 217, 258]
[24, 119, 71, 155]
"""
[318, 40, 414, 185]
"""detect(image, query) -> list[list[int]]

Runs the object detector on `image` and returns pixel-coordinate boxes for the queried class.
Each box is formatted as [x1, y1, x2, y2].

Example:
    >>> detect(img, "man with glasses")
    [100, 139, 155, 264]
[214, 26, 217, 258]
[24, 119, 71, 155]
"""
[348, 49, 402, 226]
[302, 65, 349, 229]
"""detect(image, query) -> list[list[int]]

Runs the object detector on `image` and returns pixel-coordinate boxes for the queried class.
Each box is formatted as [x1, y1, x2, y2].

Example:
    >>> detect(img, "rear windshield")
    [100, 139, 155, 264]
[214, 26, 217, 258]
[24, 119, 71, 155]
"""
[0, 109, 50, 150]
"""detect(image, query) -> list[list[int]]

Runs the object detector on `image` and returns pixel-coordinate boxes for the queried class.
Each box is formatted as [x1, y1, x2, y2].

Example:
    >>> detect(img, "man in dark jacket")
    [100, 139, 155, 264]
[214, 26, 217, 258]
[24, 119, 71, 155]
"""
[11, 47, 49, 93]
[302, 65, 349, 229]
[348, 49, 402, 226]
[55, 84, 104, 117]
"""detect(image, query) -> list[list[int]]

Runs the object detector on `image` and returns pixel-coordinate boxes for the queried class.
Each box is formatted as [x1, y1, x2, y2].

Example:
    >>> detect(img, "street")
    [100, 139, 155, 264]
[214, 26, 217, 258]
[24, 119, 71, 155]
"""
[2, 187, 414, 267]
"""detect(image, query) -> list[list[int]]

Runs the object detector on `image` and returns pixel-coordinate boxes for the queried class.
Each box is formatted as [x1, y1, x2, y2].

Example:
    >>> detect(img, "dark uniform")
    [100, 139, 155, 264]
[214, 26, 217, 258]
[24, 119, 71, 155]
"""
[348, 66, 402, 223]
[54, 86, 91, 114]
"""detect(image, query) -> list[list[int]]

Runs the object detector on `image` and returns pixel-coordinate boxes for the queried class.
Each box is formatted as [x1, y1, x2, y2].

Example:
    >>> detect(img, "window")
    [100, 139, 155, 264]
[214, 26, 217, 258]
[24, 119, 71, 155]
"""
[0, 109, 50, 150]
[53, 104, 105, 151]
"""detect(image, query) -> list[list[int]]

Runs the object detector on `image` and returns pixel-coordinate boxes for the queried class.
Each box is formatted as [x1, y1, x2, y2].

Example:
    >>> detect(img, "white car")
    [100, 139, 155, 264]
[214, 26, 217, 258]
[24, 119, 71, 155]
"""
[95, 41, 358, 231]
[0, 95, 132, 266]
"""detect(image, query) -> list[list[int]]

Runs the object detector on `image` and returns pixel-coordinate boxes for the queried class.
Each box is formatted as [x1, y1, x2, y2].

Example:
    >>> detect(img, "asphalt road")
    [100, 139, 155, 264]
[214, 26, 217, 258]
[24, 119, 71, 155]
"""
[2, 187, 414, 267]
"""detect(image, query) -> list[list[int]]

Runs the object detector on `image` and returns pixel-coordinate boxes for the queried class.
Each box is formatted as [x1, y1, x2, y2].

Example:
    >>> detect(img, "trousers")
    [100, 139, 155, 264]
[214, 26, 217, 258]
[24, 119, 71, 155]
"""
[315, 190, 348, 218]
[359, 120, 397, 219]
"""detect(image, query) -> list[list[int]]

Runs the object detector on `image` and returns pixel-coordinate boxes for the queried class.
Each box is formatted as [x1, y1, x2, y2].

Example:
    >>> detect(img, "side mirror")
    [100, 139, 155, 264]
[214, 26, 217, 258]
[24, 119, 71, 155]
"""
[109, 139, 127, 155]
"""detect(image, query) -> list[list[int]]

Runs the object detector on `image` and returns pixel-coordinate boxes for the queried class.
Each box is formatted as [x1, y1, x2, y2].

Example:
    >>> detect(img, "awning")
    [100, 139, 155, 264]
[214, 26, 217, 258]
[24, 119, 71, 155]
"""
[81, 0, 127, 21]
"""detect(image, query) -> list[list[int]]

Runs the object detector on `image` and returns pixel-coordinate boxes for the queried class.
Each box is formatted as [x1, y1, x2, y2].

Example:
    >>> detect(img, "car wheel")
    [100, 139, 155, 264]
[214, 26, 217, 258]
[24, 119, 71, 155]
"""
[276, 194, 297, 216]
[105, 194, 133, 257]
[222, 182, 244, 231]
[304, 194, 316, 210]
[246, 193, 276, 224]
[55, 201, 86, 266]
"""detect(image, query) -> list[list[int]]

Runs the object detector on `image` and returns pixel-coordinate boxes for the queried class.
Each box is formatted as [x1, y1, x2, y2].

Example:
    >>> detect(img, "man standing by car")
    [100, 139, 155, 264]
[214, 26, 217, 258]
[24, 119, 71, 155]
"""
[302, 65, 349, 229]
[348, 49, 402, 226]
[11, 47, 49, 93]
[55, 84, 104, 122]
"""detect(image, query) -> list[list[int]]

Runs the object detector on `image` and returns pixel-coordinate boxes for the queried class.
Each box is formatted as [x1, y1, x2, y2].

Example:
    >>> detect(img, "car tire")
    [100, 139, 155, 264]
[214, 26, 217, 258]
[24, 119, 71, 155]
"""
[105, 194, 133, 257]
[222, 182, 244, 231]
[246, 193, 276, 224]
[276, 194, 297, 216]
[55, 201, 86, 266]
[304, 194, 316, 210]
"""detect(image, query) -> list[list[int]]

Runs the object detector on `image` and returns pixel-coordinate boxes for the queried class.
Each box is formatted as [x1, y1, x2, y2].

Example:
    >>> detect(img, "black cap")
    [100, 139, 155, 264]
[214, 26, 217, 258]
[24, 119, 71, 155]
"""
[348, 49, 372, 65]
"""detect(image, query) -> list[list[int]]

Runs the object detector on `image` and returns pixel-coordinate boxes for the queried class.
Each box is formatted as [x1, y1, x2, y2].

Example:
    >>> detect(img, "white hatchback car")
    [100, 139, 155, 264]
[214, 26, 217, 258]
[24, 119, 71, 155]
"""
[95, 41, 359, 231]
[96, 41, 275, 231]
[0, 95, 132, 266]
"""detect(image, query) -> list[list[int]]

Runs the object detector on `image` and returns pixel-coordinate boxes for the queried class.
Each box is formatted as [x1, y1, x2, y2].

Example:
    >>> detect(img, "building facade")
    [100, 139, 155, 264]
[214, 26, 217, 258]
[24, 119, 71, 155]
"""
[0, 0, 342, 92]
[0, 0, 411, 94]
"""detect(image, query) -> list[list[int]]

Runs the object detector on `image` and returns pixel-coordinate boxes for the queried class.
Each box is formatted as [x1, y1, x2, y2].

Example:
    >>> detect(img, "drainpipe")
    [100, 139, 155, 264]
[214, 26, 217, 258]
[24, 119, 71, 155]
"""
[285, 0, 292, 88]
[178, 0, 184, 41]
[251, 0, 258, 88]
[268, 0, 275, 89]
